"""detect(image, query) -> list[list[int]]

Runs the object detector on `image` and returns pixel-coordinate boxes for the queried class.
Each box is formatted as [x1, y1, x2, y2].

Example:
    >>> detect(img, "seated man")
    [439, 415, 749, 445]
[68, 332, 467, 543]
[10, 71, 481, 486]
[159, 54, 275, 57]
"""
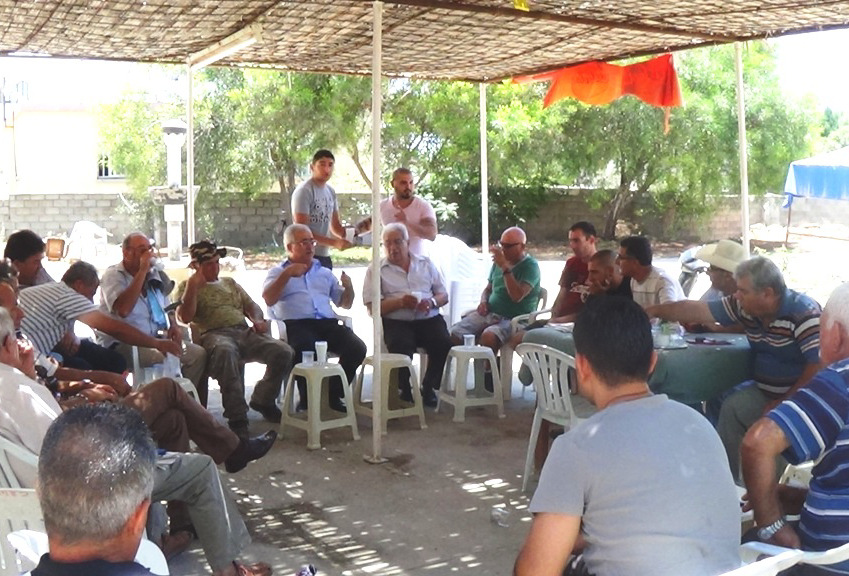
[33, 403, 163, 576]
[586, 249, 631, 299]
[363, 223, 451, 407]
[742, 282, 849, 573]
[549, 221, 597, 321]
[647, 256, 822, 484]
[696, 239, 747, 302]
[450, 226, 540, 388]
[262, 224, 366, 413]
[0, 308, 272, 576]
[176, 240, 294, 437]
[2, 282, 275, 473]
[99, 233, 207, 397]
[617, 235, 684, 308]
[514, 297, 740, 576]
[8, 229, 126, 373]
[19, 261, 181, 366]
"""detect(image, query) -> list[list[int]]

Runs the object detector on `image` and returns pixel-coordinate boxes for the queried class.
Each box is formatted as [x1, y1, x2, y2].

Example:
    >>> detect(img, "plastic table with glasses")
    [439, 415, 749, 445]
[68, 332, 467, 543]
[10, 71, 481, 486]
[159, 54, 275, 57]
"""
[519, 325, 753, 410]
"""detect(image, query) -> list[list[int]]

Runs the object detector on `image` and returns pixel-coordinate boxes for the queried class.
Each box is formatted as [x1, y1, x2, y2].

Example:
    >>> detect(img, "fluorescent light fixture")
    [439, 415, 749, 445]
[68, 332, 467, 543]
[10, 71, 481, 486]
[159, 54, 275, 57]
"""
[188, 24, 262, 70]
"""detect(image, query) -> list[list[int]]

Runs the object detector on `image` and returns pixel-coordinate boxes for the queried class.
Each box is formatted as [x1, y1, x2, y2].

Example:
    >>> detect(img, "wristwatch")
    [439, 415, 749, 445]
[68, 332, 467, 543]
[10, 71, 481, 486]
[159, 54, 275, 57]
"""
[430, 297, 438, 309]
[502, 267, 513, 276]
[757, 517, 786, 541]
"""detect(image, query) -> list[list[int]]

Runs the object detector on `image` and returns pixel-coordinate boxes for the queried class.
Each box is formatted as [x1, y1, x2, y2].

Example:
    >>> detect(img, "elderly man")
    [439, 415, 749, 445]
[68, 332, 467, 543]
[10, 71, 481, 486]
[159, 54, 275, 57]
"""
[19, 261, 181, 365]
[450, 226, 540, 388]
[99, 233, 206, 394]
[514, 297, 740, 576]
[33, 404, 161, 576]
[647, 256, 822, 484]
[741, 282, 849, 573]
[618, 235, 684, 308]
[176, 240, 294, 437]
[263, 224, 365, 413]
[363, 223, 451, 407]
[291, 149, 352, 269]
[379, 168, 437, 256]
[0, 318, 272, 576]
[696, 239, 747, 301]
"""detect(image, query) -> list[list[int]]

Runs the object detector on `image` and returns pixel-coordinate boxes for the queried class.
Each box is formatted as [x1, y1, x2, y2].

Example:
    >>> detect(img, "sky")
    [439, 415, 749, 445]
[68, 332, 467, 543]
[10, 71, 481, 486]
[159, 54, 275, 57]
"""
[2, 27, 848, 111]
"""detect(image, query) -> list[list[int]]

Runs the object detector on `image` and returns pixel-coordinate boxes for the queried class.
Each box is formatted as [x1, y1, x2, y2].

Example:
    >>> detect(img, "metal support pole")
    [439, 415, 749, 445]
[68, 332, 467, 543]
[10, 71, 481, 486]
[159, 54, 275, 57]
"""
[735, 43, 751, 257]
[479, 83, 489, 251]
[186, 64, 196, 246]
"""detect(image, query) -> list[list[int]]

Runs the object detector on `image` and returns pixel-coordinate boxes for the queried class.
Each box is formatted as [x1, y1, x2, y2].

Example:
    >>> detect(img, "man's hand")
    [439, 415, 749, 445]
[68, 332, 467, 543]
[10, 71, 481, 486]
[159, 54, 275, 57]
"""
[490, 245, 508, 270]
[167, 323, 183, 344]
[79, 384, 119, 403]
[400, 294, 419, 309]
[769, 523, 802, 549]
[154, 339, 183, 357]
[97, 372, 132, 396]
[187, 266, 208, 289]
[138, 246, 154, 273]
[55, 331, 81, 356]
[477, 301, 490, 316]
[250, 319, 270, 334]
[335, 237, 354, 250]
[393, 209, 407, 222]
[340, 271, 353, 289]
[286, 263, 310, 278]
[16, 339, 37, 379]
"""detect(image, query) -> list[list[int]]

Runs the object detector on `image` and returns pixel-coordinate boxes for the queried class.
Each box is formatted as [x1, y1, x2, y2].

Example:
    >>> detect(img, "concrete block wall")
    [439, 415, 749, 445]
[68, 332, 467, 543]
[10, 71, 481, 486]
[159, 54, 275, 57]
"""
[0, 193, 135, 239]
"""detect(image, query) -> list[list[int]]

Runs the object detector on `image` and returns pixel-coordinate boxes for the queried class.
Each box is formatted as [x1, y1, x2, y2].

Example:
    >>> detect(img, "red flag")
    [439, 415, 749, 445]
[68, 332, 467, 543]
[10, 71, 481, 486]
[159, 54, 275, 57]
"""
[514, 54, 682, 109]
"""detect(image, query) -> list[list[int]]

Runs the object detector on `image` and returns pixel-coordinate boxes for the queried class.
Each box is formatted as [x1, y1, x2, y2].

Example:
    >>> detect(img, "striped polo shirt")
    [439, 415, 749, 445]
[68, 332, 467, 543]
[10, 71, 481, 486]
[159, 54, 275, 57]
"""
[19, 282, 97, 355]
[708, 290, 821, 395]
[768, 358, 849, 569]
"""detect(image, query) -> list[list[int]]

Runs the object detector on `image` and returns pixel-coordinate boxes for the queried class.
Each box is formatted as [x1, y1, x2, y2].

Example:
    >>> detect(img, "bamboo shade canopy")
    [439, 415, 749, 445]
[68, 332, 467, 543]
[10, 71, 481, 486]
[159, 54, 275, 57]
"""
[1, 1, 848, 81]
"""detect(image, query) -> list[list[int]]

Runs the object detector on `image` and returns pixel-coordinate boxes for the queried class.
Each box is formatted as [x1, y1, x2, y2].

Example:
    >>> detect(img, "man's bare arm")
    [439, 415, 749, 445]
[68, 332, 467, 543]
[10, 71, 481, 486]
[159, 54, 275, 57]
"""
[645, 300, 715, 324]
[293, 212, 351, 250]
[514, 513, 581, 576]
[407, 216, 437, 241]
[78, 310, 181, 357]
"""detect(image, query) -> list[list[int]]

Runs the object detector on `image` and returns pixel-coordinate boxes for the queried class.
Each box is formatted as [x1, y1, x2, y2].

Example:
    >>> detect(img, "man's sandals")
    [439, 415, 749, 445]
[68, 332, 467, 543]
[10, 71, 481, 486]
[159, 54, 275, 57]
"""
[234, 561, 273, 576]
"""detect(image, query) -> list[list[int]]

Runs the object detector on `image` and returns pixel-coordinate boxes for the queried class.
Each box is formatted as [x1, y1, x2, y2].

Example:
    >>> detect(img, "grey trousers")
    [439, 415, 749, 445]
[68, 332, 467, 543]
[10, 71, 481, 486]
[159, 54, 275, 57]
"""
[200, 325, 294, 424]
[150, 452, 250, 572]
[114, 341, 207, 390]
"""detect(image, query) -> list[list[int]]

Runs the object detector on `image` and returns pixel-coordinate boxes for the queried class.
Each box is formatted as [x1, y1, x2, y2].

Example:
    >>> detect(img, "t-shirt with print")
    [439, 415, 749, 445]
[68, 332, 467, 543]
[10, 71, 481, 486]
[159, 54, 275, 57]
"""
[291, 179, 338, 257]
[557, 256, 590, 316]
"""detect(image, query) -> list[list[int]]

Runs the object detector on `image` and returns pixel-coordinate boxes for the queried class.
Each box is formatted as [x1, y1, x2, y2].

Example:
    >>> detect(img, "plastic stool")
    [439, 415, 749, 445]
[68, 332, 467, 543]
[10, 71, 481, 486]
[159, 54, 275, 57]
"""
[437, 345, 505, 422]
[353, 353, 427, 434]
[279, 362, 360, 450]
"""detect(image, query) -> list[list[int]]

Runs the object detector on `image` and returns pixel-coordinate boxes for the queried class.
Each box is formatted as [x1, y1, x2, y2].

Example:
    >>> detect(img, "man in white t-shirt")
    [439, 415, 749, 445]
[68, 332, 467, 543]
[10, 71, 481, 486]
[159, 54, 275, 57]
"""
[617, 235, 684, 308]
[379, 168, 437, 256]
[291, 149, 352, 269]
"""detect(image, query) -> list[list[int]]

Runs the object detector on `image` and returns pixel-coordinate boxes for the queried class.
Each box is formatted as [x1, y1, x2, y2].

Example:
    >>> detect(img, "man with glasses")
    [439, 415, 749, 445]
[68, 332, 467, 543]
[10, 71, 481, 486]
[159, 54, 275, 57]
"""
[263, 223, 365, 413]
[617, 235, 684, 308]
[449, 226, 540, 388]
[99, 233, 207, 395]
[363, 223, 451, 407]
[176, 240, 294, 437]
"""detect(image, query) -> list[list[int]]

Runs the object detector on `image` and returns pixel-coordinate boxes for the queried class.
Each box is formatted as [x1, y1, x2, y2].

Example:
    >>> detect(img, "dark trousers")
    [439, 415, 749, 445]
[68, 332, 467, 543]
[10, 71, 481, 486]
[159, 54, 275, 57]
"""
[58, 338, 127, 374]
[383, 315, 452, 392]
[284, 318, 366, 401]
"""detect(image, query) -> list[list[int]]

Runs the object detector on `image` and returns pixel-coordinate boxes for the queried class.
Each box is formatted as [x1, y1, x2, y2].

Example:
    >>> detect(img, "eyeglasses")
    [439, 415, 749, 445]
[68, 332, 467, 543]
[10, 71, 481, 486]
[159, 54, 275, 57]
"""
[292, 238, 317, 247]
[382, 238, 407, 247]
[498, 241, 522, 249]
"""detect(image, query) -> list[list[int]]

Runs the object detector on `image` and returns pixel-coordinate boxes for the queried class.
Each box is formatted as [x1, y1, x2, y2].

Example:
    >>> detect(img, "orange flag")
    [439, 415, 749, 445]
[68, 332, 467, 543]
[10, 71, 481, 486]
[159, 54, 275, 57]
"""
[514, 54, 682, 109]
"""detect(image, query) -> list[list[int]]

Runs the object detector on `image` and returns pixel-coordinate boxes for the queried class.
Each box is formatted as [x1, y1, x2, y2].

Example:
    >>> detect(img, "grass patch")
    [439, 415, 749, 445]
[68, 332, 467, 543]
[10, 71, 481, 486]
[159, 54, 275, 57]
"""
[244, 245, 373, 269]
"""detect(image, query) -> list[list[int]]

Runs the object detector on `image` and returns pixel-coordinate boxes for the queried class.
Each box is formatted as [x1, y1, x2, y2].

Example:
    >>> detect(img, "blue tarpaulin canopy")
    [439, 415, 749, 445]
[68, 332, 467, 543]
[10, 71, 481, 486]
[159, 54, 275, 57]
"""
[784, 147, 849, 207]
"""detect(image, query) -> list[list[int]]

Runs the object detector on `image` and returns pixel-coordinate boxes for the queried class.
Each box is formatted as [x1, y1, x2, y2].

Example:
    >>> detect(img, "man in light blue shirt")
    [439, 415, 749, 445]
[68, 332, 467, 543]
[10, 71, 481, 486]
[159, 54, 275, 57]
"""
[263, 224, 365, 413]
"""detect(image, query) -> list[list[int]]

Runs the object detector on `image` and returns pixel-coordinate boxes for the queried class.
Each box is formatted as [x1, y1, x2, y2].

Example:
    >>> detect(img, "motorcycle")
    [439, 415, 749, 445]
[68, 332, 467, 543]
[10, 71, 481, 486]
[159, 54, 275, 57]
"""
[678, 245, 709, 297]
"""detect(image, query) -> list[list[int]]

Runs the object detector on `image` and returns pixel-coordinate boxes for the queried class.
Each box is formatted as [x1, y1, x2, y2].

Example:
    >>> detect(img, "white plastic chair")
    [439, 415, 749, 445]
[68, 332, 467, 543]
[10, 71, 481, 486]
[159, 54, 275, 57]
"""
[739, 540, 849, 571]
[721, 548, 803, 575]
[779, 461, 814, 488]
[516, 343, 584, 492]
[498, 286, 548, 400]
[0, 437, 37, 489]
[64, 220, 111, 262]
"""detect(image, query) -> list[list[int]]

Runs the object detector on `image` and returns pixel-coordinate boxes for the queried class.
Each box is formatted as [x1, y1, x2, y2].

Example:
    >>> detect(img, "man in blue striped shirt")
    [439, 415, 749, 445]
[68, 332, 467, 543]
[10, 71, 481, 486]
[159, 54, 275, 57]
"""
[742, 282, 849, 573]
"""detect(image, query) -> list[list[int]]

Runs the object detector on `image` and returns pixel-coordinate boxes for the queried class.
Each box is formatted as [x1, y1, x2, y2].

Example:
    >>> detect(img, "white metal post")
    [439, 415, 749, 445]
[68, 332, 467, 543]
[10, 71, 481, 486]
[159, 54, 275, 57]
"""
[735, 43, 751, 257]
[479, 83, 489, 251]
[186, 63, 196, 246]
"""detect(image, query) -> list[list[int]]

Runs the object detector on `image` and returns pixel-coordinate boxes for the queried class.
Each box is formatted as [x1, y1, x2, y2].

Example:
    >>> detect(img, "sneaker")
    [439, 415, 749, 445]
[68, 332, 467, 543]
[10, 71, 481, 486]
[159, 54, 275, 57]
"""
[249, 401, 283, 423]
[420, 387, 438, 408]
[225, 430, 278, 473]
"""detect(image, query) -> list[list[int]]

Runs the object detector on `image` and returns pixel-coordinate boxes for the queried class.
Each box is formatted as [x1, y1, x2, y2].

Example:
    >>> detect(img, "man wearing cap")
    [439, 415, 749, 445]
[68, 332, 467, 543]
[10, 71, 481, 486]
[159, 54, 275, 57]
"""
[646, 256, 822, 484]
[99, 232, 207, 394]
[696, 239, 747, 302]
[263, 224, 365, 413]
[176, 240, 295, 437]
[292, 149, 352, 269]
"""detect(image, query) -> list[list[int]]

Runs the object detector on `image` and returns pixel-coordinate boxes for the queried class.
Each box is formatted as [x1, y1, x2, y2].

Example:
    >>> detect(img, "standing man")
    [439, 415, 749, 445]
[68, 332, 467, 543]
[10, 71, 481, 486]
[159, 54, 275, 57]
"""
[617, 235, 684, 308]
[363, 223, 451, 407]
[263, 224, 365, 413]
[646, 256, 822, 484]
[550, 221, 597, 320]
[379, 168, 437, 256]
[450, 226, 540, 388]
[291, 149, 352, 269]
[514, 297, 740, 576]
[176, 241, 294, 437]
[742, 283, 849, 570]
[99, 232, 206, 393]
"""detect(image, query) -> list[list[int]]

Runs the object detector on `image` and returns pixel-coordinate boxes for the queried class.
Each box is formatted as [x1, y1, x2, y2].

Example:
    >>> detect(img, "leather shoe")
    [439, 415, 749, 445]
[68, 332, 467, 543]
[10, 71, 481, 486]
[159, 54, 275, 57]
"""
[421, 387, 438, 408]
[399, 388, 414, 404]
[249, 401, 282, 423]
[329, 397, 347, 413]
[225, 430, 277, 473]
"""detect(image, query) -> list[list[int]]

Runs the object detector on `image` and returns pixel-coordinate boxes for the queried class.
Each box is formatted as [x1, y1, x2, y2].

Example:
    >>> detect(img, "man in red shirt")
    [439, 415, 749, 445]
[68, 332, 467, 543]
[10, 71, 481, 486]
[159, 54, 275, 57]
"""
[550, 221, 598, 322]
